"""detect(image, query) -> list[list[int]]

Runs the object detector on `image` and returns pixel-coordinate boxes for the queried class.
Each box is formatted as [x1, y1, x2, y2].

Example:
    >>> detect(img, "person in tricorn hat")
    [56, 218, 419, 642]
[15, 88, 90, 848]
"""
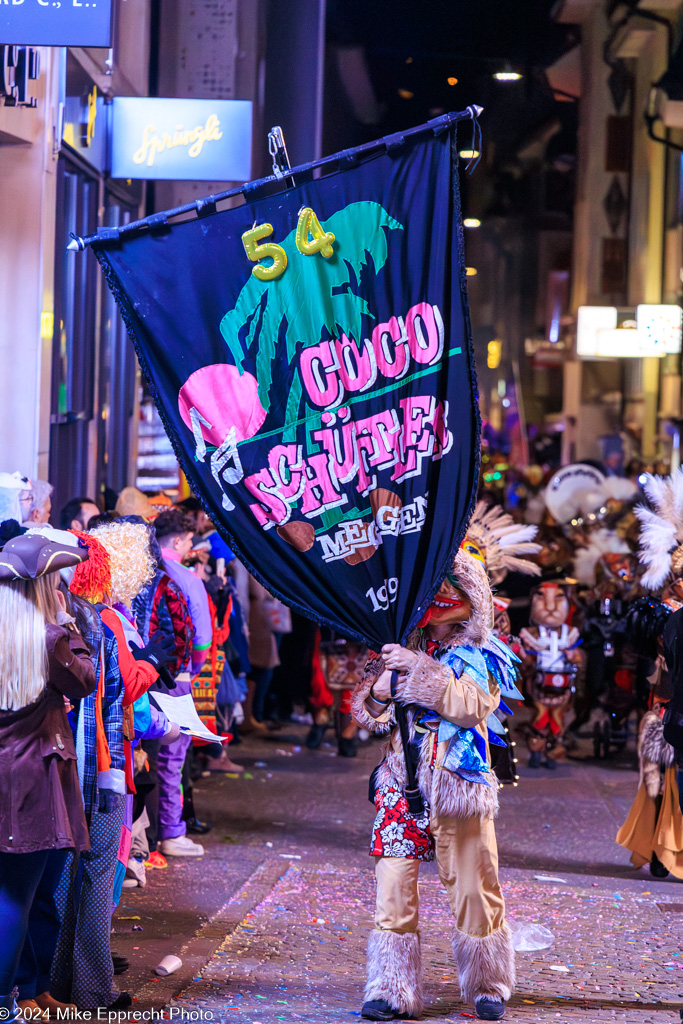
[0, 531, 96, 1023]
[354, 536, 521, 1021]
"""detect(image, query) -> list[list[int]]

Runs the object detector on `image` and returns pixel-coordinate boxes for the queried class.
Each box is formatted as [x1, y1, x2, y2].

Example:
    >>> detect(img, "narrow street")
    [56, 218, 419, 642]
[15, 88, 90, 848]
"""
[113, 726, 683, 1024]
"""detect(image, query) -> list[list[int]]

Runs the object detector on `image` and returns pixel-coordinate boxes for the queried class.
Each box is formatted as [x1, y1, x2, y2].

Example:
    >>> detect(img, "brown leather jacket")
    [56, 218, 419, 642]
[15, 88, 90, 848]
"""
[0, 622, 97, 854]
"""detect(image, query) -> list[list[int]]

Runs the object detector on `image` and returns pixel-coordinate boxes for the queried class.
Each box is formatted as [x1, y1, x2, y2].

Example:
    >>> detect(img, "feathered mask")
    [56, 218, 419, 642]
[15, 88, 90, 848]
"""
[635, 469, 683, 590]
[465, 501, 542, 583]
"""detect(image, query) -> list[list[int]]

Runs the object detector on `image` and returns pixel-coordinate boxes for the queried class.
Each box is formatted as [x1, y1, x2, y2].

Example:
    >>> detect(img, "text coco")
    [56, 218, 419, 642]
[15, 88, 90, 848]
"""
[299, 302, 444, 409]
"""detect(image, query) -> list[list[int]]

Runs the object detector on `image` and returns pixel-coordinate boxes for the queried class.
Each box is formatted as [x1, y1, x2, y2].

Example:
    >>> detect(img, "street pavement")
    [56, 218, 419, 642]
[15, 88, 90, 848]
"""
[112, 723, 683, 1024]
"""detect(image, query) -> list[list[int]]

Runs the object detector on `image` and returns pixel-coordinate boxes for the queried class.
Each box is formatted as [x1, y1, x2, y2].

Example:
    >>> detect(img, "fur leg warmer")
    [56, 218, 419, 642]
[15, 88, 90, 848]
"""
[364, 929, 423, 1017]
[451, 922, 515, 1004]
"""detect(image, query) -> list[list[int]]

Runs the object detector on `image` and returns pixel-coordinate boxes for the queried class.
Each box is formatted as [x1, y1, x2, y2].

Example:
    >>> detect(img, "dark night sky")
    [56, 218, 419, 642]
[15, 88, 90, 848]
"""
[325, 1, 577, 160]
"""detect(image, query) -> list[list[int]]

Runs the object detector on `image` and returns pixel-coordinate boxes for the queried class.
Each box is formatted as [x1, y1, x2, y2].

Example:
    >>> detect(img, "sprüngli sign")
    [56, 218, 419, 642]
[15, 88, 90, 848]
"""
[110, 97, 252, 182]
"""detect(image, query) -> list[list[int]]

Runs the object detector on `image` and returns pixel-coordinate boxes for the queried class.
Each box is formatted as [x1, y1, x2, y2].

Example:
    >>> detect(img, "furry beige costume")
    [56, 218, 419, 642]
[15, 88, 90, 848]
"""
[354, 548, 516, 1019]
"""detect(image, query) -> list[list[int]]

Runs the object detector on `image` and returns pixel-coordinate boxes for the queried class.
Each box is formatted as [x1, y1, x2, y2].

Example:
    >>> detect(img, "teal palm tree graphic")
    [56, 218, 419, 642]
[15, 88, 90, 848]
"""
[220, 201, 403, 435]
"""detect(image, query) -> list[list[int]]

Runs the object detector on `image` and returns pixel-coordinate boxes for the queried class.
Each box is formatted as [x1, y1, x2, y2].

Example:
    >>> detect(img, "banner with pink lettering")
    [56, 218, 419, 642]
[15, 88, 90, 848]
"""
[95, 118, 480, 648]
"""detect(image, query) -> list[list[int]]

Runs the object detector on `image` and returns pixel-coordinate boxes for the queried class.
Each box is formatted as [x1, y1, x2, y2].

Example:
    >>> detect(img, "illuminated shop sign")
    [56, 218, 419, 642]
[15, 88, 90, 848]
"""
[0, 1, 113, 47]
[110, 98, 253, 182]
[577, 304, 682, 358]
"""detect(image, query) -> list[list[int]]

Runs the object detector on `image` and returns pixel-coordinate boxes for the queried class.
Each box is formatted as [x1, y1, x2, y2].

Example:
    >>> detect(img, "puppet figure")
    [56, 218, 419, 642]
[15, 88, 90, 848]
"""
[520, 581, 581, 767]
[354, 541, 522, 1022]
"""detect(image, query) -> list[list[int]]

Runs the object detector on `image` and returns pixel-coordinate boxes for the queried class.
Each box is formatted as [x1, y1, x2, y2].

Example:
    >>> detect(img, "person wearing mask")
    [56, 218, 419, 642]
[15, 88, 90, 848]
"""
[0, 532, 96, 1023]
[353, 544, 519, 1023]
[153, 509, 212, 856]
[59, 497, 100, 532]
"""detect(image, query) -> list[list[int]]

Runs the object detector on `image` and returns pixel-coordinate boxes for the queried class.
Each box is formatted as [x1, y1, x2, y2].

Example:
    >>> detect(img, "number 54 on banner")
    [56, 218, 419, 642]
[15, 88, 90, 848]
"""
[241, 207, 335, 282]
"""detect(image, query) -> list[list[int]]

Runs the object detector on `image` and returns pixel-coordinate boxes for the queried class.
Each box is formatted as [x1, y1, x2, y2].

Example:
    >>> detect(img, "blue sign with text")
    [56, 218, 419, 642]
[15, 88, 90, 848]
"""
[0, 0, 113, 47]
[111, 98, 253, 182]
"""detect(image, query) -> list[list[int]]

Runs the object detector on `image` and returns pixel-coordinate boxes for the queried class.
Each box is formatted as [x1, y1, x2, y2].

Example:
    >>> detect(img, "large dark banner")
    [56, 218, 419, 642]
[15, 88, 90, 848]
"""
[96, 124, 480, 649]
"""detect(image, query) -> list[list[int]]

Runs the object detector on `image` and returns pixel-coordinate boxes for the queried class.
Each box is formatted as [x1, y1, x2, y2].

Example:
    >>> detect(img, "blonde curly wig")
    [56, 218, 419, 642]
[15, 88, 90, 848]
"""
[90, 521, 156, 607]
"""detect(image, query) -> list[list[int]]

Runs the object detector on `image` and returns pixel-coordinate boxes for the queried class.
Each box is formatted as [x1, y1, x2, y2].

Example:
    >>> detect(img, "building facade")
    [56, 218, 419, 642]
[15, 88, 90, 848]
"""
[0, 0, 326, 515]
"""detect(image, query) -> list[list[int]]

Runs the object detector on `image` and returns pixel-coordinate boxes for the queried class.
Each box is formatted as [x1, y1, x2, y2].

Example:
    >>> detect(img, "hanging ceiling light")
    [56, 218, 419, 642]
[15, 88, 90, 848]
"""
[459, 149, 480, 159]
[493, 65, 522, 82]
[463, 218, 481, 228]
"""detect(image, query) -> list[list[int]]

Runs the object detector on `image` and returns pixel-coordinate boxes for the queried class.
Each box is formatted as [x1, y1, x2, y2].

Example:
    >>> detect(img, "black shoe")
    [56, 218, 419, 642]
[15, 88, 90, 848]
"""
[543, 757, 558, 770]
[475, 996, 506, 1020]
[185, 817, 212, 835]
[112, 954, 129, 975]
[338, 736, 358, 758]
[102, 993, 132, 1011]
[528, 750, 542, 768]
[650, 852, 670, 878]
[305, 723, 327, 749]
[361, 999, 401, 1021]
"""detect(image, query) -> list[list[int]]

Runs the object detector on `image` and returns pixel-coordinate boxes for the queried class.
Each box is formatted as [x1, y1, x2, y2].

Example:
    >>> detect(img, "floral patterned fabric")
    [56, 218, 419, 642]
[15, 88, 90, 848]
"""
[370, 781, 435, 861]
[370, 731, 437, 861]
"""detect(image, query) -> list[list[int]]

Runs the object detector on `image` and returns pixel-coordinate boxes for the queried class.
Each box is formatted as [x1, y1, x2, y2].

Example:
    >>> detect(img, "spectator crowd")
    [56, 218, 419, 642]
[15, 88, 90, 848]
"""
[0, 474, 355, 1020]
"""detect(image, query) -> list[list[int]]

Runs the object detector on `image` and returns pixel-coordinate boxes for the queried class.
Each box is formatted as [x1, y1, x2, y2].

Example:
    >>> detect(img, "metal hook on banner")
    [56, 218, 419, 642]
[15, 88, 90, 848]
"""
[465, 104, 483, 174]
[268, 126, 292, 181]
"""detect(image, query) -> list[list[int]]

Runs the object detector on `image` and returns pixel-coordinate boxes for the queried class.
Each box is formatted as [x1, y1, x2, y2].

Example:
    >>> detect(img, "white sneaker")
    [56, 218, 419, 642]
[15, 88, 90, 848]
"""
[124, 856, 147, 887]
[159, 835, 205, 857]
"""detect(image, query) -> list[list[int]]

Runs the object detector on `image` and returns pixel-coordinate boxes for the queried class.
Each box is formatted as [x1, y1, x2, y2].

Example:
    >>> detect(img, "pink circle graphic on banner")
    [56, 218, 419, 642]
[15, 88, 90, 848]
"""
[178, 364, 267, 446]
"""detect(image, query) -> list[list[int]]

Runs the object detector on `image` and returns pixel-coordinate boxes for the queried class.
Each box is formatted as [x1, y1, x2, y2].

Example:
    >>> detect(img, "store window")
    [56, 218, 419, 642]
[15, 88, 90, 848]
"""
[98, 194, 139, 505]
[49, 152, 100, 517]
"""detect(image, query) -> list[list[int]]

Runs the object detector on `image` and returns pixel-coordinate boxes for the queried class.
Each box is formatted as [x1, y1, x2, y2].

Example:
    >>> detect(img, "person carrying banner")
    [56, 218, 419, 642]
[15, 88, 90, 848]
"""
[354, 543, 520, 1022]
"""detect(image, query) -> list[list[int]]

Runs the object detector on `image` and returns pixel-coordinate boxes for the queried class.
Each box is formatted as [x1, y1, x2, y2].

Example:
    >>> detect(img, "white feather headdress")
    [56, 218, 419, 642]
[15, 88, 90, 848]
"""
[573, 527, 630, 586]
[635, 469, 683, 590]
[466, 501, 542, 581]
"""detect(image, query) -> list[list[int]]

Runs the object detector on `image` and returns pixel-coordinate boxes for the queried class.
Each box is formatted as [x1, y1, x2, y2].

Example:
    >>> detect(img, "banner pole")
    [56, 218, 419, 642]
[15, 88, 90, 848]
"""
[67, 107, 483, 252]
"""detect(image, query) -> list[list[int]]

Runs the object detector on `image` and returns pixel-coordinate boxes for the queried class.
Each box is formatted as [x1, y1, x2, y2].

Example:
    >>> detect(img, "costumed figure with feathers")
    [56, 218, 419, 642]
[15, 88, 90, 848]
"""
[518, 466, 638, 767]
[565, 471, 641, 747]
[576, 550, 641, 755]
[354, 536, 523, 1022]
[466, 501, 542, 783]
[616, 471, 683, 878]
